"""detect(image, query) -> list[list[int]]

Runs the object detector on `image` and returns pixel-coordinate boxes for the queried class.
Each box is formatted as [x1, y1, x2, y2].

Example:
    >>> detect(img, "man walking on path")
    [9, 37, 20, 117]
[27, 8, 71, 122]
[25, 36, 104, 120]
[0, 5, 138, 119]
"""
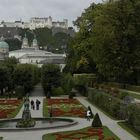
[86, 109, 91, 121]
[36, 99, 41, 110]
[31, 100, 35, 110]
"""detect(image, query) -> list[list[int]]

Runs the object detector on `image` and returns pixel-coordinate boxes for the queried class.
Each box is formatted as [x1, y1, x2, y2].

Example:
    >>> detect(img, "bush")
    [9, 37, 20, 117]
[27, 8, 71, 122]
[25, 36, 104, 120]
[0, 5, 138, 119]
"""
[69, 91, 76, 99]
[92, 113, 102, 127]
[61, 73, 74, 94]
[87, 88, 126, 119]
[73, 73, 96, 95]
[15, 86, 25, 99]
[51, 87, 64, 96]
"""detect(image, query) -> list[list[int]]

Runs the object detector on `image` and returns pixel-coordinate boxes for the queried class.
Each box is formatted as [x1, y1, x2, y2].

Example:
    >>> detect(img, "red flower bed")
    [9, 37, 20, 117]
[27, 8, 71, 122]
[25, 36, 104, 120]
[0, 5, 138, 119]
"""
[0, 100, 20, 106]
[0, 99, 21, 118]
[47, 99, 86, 117]
[54, 128, 116, 140]
[48, 99, 79, 105]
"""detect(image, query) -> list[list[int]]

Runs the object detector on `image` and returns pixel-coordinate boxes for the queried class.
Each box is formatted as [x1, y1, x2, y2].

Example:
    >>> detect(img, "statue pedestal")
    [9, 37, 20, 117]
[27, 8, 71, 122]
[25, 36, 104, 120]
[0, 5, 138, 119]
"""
[22, 110, 31, 120]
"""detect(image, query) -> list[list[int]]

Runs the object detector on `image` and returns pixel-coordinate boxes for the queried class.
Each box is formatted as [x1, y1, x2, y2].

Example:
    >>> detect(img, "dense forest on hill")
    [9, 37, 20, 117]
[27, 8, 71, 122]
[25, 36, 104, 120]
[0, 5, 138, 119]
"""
[6, 27, 73, 53]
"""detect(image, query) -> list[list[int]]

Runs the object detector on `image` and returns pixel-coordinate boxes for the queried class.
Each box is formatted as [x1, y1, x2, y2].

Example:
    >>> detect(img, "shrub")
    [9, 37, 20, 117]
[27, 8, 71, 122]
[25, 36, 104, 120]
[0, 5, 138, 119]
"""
[51, 87, 64, 96]
[69, 91, 76, 99]
[15, 86, 25, 99]
[92, 113, 102, 127]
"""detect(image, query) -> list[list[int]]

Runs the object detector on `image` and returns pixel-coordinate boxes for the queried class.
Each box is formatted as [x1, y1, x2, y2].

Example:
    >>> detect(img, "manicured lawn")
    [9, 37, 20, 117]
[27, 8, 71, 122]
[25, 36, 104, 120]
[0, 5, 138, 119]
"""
[43, 98, 87, 118]
[118, 122, 140, 140]
[0, 99, 23, 118]
[43, 126, 120, 140]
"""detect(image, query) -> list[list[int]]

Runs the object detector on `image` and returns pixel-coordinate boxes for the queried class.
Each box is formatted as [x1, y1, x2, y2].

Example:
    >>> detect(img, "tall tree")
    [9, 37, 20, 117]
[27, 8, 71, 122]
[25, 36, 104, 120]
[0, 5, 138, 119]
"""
[41, 64, 62, 96]
[92, 0, 140, 84]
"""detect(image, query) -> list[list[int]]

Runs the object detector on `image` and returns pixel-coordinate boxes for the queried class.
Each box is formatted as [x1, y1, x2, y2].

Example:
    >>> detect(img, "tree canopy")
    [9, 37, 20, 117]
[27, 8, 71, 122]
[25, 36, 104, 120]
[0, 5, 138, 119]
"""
[66, 0, 140, 84]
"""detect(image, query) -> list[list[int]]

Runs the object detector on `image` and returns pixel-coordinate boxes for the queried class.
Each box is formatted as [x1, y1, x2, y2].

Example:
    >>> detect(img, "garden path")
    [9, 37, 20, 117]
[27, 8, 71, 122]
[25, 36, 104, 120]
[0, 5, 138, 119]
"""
[77, 97, 137, 140]
[0, 84, 138, 140]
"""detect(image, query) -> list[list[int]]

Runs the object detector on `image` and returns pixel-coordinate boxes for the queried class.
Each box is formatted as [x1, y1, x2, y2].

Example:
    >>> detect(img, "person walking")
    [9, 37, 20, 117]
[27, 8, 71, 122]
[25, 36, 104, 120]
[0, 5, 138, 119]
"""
[86, 109, 91, 121]
[36, 99, 40, 110]
[31, 100, 35, 110]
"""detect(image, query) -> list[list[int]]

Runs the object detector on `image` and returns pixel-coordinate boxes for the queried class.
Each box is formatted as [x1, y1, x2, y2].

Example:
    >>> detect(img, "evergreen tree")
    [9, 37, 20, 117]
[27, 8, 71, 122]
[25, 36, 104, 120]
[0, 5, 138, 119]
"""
[92, 113, 102, 127]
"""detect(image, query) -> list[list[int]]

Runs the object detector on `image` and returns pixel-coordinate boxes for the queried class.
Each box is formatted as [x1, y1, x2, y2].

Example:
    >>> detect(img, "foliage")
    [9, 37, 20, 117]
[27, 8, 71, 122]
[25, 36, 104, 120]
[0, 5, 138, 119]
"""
[14, 64, 40, 94]
[15, 86, 25, 99]
[66, 0, 140, 84]
[88, 88, 125, 119]
[61, 73, 74, 94]
[127, 104, 140, 133]
[16, 119, 36, 128]
[118, 122, 140, 140]
[41, 64, 62, 96]
[73, 74, 96, 96]
[5, 38, 22, 51]
[0, 65, 10, 95]
[51, 87, 64, 96]
[92, 113, 102, 127]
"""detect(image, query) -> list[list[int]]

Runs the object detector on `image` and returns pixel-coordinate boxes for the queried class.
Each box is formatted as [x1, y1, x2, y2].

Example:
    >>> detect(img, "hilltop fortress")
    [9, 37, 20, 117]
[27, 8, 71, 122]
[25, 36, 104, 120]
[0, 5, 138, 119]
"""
[0, 17, 68, 30]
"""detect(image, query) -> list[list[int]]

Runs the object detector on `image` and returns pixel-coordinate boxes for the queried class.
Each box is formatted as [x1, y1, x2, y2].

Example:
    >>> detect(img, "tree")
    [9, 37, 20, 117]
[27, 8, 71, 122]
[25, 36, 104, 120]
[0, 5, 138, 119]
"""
[14, 64, 39, 94]
[66, 0, 140, 84]
[92, 0, 140, 84]
[65, 3, 98, 73]
[41, 64, 62, 96]
[92, 113, 102, 127]
[61, 73, 74, 94]
[0, 65, 10, 95]
[5, 38, 22, 51]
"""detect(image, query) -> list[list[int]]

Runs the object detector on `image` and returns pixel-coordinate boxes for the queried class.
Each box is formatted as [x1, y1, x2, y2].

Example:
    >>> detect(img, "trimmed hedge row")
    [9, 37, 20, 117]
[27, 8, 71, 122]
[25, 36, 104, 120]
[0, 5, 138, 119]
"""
[103, 82, 140, 92]
[87, 88, 125, 119]
[87, 88, 140, 133]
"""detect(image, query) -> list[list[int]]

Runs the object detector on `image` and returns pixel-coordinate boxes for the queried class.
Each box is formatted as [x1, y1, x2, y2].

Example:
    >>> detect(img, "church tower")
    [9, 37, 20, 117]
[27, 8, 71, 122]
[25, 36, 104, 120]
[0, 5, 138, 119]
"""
[32, 35, 39, 50]
[22, 34, 29, 48]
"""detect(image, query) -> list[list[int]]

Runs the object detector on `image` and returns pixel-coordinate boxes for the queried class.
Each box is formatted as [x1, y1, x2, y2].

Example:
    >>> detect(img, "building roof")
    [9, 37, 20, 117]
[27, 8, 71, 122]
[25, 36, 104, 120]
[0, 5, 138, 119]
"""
[39, 58, 65, 64]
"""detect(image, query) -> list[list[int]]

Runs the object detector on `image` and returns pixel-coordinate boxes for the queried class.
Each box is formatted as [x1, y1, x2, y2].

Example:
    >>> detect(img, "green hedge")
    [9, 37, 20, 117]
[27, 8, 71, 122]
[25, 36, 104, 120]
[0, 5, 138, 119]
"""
[73, 73, 96, 87]
[73, 73, 96, 96]
[103, 82, 140, 92]
[87, 88, 126, 119]
[88, 88, 140, 133]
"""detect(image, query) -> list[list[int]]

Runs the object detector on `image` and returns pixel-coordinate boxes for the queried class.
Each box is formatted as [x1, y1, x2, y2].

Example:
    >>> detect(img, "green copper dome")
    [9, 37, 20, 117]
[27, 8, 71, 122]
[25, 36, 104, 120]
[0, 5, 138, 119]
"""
[0, 37, 9, 49]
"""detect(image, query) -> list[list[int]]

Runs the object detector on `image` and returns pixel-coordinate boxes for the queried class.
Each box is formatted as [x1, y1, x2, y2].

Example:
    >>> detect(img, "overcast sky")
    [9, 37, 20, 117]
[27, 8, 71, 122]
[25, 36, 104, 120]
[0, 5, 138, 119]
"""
[0, 0, 102, 26]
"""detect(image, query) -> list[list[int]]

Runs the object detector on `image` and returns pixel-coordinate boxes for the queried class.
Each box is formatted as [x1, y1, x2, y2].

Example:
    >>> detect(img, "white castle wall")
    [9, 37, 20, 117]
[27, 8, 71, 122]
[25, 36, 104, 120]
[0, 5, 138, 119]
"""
[0, 17, 68, 30]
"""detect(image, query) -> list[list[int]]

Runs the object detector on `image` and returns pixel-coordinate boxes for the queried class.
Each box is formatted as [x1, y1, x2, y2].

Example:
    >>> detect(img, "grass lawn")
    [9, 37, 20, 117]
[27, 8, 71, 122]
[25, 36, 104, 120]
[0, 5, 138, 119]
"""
[118, 122, 140, 140]
[43, 126, 120, 140]
[43, 98, 87, 118]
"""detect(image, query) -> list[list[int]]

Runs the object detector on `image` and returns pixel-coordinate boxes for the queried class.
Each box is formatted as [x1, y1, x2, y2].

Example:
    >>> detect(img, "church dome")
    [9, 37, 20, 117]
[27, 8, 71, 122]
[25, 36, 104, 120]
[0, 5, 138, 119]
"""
[0, 37, 9, 53]
[0, 37, 9, 49]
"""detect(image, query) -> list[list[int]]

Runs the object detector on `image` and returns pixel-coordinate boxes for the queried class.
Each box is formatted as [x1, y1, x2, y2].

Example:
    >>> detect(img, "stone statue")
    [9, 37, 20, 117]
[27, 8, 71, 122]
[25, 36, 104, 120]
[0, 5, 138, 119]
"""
[24, 94, 30, 111]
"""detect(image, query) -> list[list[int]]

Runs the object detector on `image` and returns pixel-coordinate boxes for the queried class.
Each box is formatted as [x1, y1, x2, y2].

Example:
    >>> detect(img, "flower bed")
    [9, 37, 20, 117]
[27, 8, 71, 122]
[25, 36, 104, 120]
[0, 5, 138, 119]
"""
[0, 99, 22, 118]
[45, 98, 86, 118]
[43, 127, 119, 140]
